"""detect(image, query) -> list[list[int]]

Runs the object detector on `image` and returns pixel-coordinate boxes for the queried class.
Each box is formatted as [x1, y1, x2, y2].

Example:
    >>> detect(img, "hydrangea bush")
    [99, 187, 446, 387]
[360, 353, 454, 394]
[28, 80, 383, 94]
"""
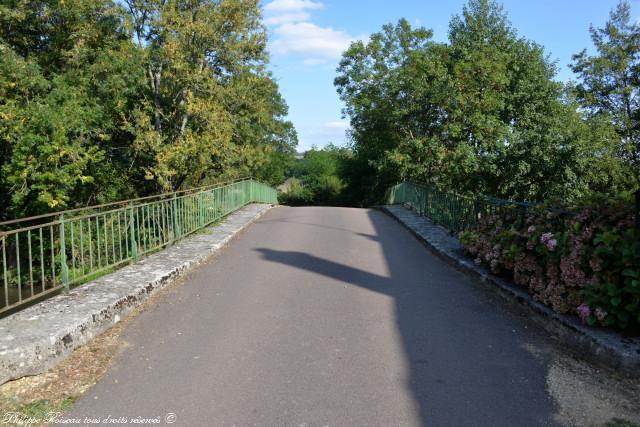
[459, 201, 640, 332]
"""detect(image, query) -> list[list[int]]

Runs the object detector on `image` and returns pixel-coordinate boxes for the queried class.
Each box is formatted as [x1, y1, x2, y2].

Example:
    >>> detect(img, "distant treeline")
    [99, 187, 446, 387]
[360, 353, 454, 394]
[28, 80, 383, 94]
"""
[279, 144, 352, 206]
[292, 0, 638, 208]
[0, 0, 297, 221]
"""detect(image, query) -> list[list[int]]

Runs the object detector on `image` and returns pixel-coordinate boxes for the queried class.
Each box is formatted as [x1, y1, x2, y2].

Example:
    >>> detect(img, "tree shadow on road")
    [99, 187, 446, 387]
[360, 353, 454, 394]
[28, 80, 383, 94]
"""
[255, 209, 560, 427]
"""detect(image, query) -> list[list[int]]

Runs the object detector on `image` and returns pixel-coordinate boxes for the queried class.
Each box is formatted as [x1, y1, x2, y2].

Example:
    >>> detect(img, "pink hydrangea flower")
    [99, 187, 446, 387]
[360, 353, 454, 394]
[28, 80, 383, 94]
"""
[546, 239, 557, 251]
[576, 303, 591, 322]
[595, 308, 607, 322]
[527, 225, 536, 234]
[540, 232, 557, 251]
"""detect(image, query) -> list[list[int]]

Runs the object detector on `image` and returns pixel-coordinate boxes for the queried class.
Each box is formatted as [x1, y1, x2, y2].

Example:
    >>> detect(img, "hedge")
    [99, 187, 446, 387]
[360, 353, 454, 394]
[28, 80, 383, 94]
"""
[460, 201, 640, 332]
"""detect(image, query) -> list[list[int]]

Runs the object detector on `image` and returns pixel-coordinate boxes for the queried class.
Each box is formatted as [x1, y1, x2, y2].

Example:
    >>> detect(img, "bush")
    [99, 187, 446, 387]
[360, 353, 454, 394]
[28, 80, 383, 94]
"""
[312, 175, 347, 205]
[278, 179, 313, 206]
[460, 201, 640, 332]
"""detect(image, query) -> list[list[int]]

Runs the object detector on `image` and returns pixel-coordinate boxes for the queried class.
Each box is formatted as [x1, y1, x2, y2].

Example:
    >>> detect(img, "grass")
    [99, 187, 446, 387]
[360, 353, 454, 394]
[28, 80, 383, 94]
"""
[607, 419, 640, 427]
[20, 396, 75, 418]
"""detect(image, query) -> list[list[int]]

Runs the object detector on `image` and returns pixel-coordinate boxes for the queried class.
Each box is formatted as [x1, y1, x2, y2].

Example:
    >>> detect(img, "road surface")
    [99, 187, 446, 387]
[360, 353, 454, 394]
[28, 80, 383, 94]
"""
[67, 206, 562, 426]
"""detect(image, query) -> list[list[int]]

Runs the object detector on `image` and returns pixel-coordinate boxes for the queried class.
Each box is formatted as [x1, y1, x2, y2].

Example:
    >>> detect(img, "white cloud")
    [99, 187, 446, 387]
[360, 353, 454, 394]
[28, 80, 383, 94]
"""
[264, 0, 323, 13]
[271, 22, 355, 63]
[264, 12, 310, 25]
[263, 0, 323, 25]
[264, 0, 360, 65]
[324, 120, 350, 130]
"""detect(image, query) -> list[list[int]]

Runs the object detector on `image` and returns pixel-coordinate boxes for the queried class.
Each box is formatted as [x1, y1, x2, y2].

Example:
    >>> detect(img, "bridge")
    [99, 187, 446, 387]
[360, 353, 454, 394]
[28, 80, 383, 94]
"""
[60, 207, 555, 426]
[63, 206, 561, 426]
[0, 180, 634, 426]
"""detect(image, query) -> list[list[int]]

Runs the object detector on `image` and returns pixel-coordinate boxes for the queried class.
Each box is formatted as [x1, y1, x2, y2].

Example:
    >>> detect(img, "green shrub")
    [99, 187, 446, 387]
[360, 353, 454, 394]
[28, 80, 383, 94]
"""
[278, 179, 313, 206]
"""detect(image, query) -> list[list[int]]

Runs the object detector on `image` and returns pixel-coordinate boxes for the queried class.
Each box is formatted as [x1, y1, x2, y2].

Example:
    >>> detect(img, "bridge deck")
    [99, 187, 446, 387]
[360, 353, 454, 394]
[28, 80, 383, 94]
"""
[68, 206, 563, 426]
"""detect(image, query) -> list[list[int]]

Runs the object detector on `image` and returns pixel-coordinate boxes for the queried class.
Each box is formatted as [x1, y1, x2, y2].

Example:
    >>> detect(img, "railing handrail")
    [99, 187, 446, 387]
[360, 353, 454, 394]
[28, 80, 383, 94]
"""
[402, 181, 538, 208]
[399, 181, 573, 212]
[402, 181, 475, 201]
[1, 178, 278, 315]
[0, 177, 252, 230]
[387, 181, 574, 235]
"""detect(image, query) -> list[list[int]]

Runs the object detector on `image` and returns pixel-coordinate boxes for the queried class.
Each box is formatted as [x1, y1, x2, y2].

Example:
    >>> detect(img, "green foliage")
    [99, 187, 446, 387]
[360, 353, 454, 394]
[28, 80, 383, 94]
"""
[461, 201, 640, 331]
[279, 145, 350, 206]
[373, 0, 640, 332]
[571, 0, 640, 179]
[581, 223, 640, 330]
[0, 0, 145, 218]
[335, 0, 637, 206]
[278, 178, 312, 206]
[335, 19, 439, 202]
[0, 0, 296, 220]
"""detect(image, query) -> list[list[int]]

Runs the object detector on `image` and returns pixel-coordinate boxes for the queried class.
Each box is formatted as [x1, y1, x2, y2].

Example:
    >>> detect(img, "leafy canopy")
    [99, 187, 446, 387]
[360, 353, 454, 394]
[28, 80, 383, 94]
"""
[0, 0, 297, 219]
[334, 0, 636, 206]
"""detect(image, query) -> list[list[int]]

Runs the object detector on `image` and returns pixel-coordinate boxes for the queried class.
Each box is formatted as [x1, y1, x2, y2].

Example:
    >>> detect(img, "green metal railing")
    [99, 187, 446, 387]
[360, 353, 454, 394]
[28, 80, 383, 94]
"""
[386, 181, 542, 233]
[0, 178, 277, 314]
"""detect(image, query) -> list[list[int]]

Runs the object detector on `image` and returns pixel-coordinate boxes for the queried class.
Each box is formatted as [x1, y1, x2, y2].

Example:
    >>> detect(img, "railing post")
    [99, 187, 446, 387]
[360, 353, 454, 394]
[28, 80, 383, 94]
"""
[59, 214, 69, 292]
[2, 234, 8, 307]
[451, 195, 458, 232]
[172, 193, 180, 239]
[471, 197, 480, 227]
[129, 203, 138, 261]
[636, 190, 640, 230]
[199, 191, 205, 228]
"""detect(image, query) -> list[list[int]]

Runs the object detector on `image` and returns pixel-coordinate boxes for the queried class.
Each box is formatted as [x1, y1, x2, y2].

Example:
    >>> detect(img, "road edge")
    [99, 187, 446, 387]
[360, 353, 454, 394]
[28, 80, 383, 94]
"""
[378, 204, 640, 378]
[0, 204, 274, 385]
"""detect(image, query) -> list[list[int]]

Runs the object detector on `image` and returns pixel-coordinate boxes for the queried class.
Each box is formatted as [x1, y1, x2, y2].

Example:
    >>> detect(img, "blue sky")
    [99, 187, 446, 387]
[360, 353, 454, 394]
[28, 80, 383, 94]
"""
[262, 0, 640, 152]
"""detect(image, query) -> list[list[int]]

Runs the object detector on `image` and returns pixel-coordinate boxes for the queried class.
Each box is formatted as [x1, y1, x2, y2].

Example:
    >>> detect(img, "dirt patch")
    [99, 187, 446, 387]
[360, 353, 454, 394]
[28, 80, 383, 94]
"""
[545, 354, 640, 427]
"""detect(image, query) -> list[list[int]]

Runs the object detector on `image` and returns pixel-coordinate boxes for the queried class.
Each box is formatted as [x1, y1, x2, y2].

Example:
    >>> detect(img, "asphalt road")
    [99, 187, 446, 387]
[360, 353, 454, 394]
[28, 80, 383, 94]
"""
[67, 206, 562, 427]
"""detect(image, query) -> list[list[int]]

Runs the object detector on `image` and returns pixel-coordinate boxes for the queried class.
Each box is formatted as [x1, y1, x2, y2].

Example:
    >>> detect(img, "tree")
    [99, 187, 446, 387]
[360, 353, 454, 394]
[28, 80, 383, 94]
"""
[571, 0, 639, 185]
[222, 70, 298, 185]
[335, 19, 437, 203]
[446, 0, 580, 200]
[124, 0, 296, 191]
[284, 144, 350, 206]
[0, 0, 297, 220]
[335, 0, 636, 206]
[0, 0, 145, 218]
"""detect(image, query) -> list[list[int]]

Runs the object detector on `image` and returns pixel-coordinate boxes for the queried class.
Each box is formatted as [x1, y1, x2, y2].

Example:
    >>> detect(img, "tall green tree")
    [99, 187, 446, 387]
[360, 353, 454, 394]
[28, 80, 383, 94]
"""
[222, 70, 298, 185]
[335, 19, 438, 203]
[571, 0, 640, 184]
[0, 0, 296, 220]
[335, 0, 636, 206]
[0, 0, 145, 218]
[445, 0, 581, 201]
[124, 0, 296, 191]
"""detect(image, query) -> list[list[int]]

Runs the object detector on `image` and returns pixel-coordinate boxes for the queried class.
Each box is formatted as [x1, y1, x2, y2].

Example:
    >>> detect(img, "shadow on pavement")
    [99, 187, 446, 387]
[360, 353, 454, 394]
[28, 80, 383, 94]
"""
[255, 209, 560, 427]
